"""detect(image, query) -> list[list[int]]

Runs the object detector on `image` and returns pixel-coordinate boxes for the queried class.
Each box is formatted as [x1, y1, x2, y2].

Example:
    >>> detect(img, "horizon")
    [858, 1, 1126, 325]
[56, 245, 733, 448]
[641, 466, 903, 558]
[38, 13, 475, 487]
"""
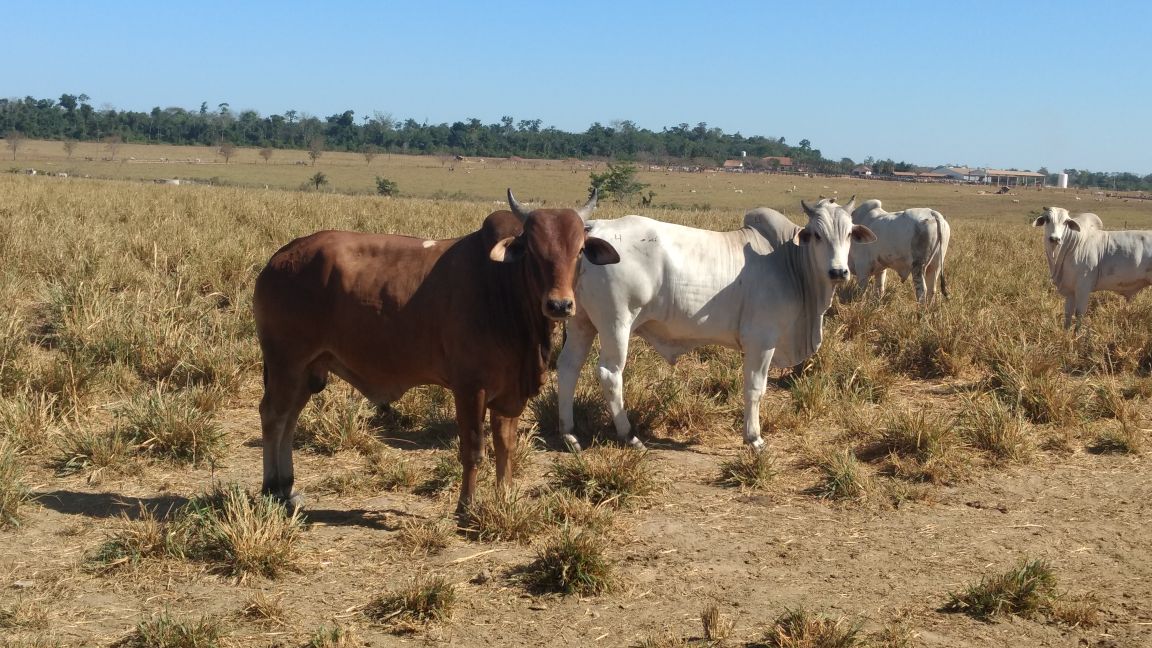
[4, 1, 1150, 175]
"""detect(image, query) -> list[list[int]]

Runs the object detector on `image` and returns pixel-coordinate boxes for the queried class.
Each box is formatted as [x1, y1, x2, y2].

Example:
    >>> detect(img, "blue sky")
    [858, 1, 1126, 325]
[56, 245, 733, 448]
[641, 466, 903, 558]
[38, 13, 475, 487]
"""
[6, 1, 1150, 173]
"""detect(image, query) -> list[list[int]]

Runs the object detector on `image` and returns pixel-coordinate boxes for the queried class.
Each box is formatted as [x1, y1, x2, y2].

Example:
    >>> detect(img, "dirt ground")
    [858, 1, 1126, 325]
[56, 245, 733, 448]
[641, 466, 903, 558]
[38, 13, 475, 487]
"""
[3, 394, 1150, 648]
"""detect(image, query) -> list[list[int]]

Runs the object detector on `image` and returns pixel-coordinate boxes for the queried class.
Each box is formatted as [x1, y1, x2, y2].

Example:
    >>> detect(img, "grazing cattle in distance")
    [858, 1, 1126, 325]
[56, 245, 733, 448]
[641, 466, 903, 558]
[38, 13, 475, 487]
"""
[253, 190, 620, 512]
[1032, 206, 1151, 329]
[556, 198, 875, 451]
[848, 199, 951, 304]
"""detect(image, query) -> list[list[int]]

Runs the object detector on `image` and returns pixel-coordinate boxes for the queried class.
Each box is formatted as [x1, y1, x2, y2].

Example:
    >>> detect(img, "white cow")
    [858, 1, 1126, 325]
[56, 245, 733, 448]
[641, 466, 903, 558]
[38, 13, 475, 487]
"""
[1032, 206, 1151, 329]
[556, 198, 876, 451]
[848, 199, 950, 304]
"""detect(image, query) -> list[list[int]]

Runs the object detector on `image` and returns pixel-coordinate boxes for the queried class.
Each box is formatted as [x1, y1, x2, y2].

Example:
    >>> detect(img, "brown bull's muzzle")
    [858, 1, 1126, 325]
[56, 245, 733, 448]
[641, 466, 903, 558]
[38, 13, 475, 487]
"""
[543, 296, 576, 320]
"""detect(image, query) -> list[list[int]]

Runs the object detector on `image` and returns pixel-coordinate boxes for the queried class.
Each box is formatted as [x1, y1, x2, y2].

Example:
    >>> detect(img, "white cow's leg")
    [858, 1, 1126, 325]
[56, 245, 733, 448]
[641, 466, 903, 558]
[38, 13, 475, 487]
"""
[556, 317, 596, 451]
[924, 261, 941, 306]
[741, 346, 775, 451]
[1073, 288, 1092, 332]
[1063, 296, 1075, 330]
[912, 264, 928, 304]
[596, 325, 644, 449]
[875, 268, 888, 298]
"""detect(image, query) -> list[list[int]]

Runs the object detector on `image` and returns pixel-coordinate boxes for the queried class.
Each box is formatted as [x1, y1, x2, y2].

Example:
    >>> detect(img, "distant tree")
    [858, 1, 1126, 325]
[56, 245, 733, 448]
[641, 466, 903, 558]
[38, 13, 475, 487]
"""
[307, 136, 325, 165]
[589, 162, 649, 203]
[103, 134, 123, 160]
[218, 141, 236, 163]
[5, 130, 25, 160]
[259, 147, 274, 163]
[362, 144, 378, 166]
[62, 139, 78, 158]
[309, 171, 328, 190]
[375, 176, 399, 196]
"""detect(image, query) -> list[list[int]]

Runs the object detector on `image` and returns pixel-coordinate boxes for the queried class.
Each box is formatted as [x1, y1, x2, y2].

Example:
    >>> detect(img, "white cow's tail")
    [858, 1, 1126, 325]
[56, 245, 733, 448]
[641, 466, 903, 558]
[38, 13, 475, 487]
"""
[933, 211, 950, 300]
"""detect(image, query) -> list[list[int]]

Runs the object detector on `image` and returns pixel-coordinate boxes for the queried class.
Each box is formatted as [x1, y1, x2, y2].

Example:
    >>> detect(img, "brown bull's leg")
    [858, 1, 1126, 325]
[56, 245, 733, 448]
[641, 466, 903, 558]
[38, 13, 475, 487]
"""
[259, 360, 313, 506]
[453, 388, 487, 515]
[490, 413, 519, 489]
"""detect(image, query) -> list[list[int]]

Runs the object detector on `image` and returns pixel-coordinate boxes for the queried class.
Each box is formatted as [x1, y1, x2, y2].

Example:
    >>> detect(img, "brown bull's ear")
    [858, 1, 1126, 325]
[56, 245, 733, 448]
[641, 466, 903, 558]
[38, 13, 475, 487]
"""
[1032, 214, 1049, 227]
[489, 236, 525, 263]
[851, 224, 877, 244]
[583, 236, 620, 265]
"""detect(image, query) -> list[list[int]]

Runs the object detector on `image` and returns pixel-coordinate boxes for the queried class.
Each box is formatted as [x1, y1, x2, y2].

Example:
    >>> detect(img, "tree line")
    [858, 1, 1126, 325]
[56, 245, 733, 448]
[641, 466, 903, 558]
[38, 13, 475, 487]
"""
[2, 93, 1150, 190]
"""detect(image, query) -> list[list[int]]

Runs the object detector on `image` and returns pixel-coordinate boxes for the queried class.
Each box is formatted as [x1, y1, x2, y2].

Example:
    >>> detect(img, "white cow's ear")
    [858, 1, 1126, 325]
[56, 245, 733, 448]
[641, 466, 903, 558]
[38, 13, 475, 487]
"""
[794, 228, 814, 246]
[489, 236, 525, 263]
[1032, 214, 1049, 227]
[851, 225, 877, 244]
[583, 237, 620, 265]
[1065, 219, 1081, 232]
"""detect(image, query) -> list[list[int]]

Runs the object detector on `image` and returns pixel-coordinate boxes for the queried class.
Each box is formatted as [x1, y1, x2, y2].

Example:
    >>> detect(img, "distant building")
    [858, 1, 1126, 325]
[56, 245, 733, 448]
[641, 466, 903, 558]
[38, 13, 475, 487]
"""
[851, 165, 873, 176]
[721, 159, 745, 172]
[933, 166, 1046, 186]
[760, 156, 794, 170]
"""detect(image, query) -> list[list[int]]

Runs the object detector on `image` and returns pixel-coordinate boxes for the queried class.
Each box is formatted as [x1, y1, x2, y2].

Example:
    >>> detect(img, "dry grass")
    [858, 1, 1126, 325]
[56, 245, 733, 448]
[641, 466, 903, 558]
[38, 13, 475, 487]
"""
[365, 575, 456, 629]
[522, 525, 616, 596]
[120, 612, 225, 648]
[942, 558, 1059, 621]
[873, 409, 967, 484]
[392, 518, 454, 556]
[464, 487, 547, 543]
[177, 484, 303, 581]
[306, 625, 361, 648]
[717, 447, 778, 490]
[759, 607, 865, 648]
[549, 444, 658, 507]
[810, 448, 871, 501]
[117, 386, 225, 466]
[1088, 420, 1146, 455]
[3, 154, 1152, 646]
[0, 442, 32, 529]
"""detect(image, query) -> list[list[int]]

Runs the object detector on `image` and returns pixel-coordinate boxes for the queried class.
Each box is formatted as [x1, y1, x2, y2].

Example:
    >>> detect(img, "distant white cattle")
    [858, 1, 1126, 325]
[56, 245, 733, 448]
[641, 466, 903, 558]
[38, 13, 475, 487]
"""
[556, 198, 876, 451]
[848, 199, 950, 304]
[1032, 206, 1150, 329]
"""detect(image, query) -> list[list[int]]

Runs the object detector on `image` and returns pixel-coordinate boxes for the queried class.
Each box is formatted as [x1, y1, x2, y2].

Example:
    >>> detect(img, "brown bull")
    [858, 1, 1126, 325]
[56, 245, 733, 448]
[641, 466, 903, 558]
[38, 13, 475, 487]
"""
[253, 190, 620, 512]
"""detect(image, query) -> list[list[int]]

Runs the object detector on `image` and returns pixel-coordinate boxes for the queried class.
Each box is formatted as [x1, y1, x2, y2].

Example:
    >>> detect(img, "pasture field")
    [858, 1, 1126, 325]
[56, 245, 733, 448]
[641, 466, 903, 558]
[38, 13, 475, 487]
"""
[2, 144, 1152, 648]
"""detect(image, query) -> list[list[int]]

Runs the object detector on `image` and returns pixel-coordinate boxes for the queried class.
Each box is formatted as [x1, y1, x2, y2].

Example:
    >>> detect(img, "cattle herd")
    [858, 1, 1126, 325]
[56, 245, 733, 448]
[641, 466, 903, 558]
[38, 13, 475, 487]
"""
[254, 190, 1151, 512]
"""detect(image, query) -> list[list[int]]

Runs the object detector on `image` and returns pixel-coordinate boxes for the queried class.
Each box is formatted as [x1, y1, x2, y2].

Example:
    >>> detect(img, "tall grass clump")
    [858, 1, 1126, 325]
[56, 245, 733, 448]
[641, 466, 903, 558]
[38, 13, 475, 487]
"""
[0, 442, 32, 529]
[717, 447, 777, 490]
[121, 611, 225, 648]
[549, 444, 657, 507]
[365, 575, 456, 629]
[54, 425, 135, 480]
[958, 394, 1033, 464]
[943, 558, 1059, 621]
[810, 448, 870, 501]
[178, 484, 303, 580]
[295, 390, 378, 455]
[307, 625, 361, 648]
[86, 506, 170, 571]
[522, 525, 616, 595]
[464, 488, 546, 543]
[873, 409, 967, 483]
[759, 607, 865, 648]
[0, 389, 60, 454]
[117, 387, 225, 466]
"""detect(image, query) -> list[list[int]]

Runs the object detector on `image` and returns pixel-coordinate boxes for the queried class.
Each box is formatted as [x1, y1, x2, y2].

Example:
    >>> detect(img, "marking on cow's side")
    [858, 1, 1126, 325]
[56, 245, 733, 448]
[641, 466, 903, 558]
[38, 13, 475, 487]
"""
[422, 240, 437, 248]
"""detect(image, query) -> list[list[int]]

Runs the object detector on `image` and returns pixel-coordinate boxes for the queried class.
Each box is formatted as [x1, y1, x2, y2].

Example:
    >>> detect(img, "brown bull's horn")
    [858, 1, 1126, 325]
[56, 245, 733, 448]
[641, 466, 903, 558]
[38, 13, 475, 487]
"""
[507, 188, 531, 223]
